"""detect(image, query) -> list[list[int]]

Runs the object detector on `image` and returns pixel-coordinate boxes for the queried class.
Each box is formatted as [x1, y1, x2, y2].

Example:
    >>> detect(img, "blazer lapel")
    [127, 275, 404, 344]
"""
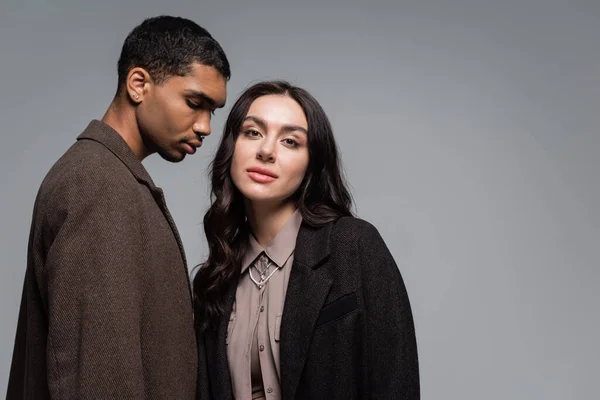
[205, 280, 237, 399]
[280, 222, 334, 400]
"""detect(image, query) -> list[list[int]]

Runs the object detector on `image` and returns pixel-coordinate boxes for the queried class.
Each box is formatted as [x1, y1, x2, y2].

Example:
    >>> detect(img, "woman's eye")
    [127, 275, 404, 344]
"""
[245, 129, 261, 137]
[283, 138, 299, 147]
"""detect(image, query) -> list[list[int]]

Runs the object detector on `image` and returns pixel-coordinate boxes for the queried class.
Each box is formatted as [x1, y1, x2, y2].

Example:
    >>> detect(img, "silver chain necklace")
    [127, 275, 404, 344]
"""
[249, 256, 278, 289]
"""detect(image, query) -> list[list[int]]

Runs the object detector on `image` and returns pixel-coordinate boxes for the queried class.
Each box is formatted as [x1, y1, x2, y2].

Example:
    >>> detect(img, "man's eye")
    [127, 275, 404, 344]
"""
[186, 99, 201, 109]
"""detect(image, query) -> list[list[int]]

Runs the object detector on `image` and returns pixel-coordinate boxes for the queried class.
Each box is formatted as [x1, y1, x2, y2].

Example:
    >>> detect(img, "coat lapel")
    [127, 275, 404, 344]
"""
[280, 222, 334, 400]
[148, 188, 190, 277]
[77, 120, 193, 305]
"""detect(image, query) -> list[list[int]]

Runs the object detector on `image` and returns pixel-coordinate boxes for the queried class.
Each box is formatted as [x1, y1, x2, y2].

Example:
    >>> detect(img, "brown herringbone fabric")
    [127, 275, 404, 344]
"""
[7, 120, 197, 399]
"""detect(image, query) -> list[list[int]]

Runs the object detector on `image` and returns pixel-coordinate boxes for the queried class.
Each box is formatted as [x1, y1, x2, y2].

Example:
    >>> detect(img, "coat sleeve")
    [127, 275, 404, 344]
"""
[358, 221, 420, 399]
[39, 178, 146, 398]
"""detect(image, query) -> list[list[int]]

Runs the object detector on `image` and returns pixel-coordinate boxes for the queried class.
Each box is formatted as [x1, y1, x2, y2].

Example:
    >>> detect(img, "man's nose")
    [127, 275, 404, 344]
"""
[193, 112, 211, 137]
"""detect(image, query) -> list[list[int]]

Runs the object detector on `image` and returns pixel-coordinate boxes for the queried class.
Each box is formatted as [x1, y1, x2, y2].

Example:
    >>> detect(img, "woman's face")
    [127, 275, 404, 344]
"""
[230, 94, 310, 206]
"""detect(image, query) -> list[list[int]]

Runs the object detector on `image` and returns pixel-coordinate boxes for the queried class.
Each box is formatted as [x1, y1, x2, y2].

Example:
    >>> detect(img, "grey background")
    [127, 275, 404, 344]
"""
[1, 0, 598, 398]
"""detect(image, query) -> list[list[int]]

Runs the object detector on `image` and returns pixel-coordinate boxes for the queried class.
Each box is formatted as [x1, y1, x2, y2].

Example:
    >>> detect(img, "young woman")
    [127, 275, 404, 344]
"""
[194, 81, 419, 399]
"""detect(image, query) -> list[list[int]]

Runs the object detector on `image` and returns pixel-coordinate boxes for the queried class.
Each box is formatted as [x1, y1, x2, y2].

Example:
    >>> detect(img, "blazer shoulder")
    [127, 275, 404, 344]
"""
[334, 216, 380, 235]
[332, 216, 383, 245]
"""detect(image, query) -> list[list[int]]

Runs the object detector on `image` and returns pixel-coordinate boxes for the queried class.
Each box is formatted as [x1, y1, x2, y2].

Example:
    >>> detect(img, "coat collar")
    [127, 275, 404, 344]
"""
[77, 120, 156, 189]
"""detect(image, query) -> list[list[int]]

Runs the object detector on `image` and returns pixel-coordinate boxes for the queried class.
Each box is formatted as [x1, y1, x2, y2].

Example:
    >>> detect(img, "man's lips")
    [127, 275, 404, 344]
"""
[182, 139, 202, 154]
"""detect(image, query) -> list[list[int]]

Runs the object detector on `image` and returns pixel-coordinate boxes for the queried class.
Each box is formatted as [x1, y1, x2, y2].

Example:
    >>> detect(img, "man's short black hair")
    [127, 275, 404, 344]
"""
[116, 16, 231, 93]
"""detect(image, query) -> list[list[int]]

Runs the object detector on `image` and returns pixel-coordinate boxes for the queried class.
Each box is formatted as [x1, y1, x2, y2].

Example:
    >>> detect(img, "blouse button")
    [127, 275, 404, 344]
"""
[259, 345, 265, 352]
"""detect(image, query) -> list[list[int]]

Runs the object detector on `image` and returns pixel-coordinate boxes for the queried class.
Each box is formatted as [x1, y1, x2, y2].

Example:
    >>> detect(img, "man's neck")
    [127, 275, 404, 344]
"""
[101, 96, 148, 160]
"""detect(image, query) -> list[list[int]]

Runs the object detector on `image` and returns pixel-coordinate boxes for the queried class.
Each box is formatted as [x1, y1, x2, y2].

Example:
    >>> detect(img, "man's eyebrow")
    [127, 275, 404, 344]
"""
[243, 116, 308, 134]
[184, 90, 225, 108]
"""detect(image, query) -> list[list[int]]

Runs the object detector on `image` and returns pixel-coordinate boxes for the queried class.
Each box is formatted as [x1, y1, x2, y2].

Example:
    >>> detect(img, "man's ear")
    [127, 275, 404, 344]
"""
[126, 67, 152, 103]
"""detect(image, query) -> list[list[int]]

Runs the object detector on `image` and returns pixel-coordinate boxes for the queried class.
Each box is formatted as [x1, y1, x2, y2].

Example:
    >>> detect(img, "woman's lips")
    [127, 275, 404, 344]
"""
[247, 167, 278, 183]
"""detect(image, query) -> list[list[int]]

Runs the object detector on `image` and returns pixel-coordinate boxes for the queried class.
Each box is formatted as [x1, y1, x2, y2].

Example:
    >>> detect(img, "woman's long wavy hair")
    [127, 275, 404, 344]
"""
[193, 80, 353, 332]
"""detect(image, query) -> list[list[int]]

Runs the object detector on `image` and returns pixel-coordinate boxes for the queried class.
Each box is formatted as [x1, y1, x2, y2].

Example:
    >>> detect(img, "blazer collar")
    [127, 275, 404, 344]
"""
[293, 219, 332, 269]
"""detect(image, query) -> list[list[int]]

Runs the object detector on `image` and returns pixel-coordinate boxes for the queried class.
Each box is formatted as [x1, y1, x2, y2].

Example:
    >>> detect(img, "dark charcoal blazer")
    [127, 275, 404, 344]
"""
[197, 216, 419, 399]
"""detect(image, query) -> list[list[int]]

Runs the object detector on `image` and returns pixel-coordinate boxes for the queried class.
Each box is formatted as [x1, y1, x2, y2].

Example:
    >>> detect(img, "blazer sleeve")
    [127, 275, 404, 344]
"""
[39, 179, 146, 398]
[358, 222, 420, 399]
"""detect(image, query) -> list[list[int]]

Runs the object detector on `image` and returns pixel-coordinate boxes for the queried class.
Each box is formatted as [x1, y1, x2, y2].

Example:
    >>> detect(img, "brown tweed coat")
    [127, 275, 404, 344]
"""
[7, 120, 197, 399]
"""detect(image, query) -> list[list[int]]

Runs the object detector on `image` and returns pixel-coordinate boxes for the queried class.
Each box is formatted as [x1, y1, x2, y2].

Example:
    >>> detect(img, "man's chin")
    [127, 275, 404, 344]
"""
[157, 149, 186, 163]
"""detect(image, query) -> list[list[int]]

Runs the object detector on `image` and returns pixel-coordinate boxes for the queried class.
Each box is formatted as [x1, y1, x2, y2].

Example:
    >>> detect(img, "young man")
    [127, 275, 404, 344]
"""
[7, 16, 230, 399]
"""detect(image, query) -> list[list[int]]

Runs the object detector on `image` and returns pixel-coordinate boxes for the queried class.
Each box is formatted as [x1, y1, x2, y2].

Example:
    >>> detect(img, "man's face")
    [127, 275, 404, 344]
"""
[136, 63, 227, 162]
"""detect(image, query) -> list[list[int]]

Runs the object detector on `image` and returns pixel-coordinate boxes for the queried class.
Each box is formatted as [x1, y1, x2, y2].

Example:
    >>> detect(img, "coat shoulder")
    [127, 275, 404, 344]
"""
[41, 140, 137, 202]
[35, 140, 142, 228]
[330, 216, 396, 269]
[331, 216, 382, 245]
[48, 140, 133, 187]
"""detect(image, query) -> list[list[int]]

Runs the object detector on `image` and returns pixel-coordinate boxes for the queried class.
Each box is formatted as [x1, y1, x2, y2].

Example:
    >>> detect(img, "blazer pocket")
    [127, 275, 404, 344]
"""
[315, 292, 358, 328]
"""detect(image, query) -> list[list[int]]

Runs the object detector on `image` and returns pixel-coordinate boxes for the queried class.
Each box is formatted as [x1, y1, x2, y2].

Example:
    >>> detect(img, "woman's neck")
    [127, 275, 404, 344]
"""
[246, 201, 297, 248]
